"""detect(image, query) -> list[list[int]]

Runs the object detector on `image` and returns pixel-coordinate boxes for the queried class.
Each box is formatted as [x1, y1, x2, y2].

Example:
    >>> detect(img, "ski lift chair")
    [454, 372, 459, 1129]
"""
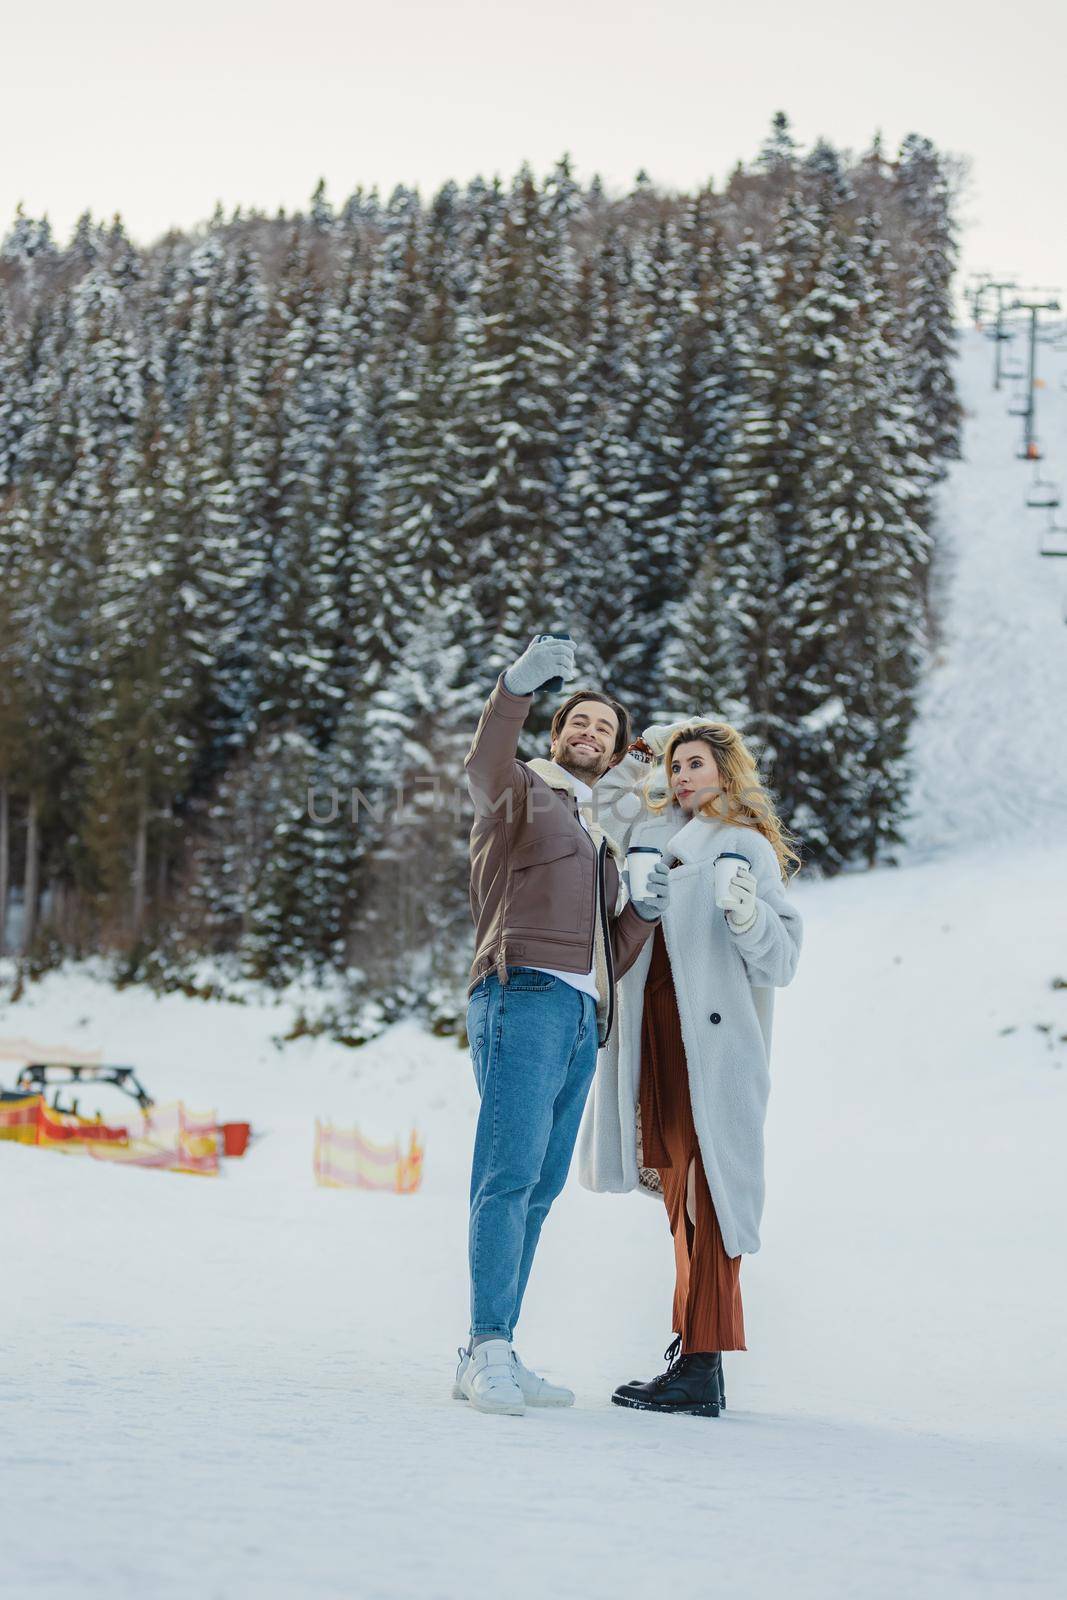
[1040, 523, 1067, 558]
[1040, 498, 1067, 557]
[1026, 471, 1061, 509]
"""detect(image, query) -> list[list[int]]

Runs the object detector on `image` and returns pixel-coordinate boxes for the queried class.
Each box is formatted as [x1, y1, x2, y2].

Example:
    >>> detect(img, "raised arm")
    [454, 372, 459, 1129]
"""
[463, 636, 577, 817]
[463, 671, 533, 817]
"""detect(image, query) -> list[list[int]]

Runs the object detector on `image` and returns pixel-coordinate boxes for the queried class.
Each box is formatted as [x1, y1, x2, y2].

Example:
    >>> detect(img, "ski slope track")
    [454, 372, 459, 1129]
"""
[904, 327, 1067, 855]
[3, 330, 1066, 1598]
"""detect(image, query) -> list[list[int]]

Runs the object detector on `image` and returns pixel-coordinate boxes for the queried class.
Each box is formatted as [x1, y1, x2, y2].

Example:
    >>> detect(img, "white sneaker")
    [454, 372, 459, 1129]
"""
[455, 1339, 525, 1416]
[453, 1345, 574, 1408]
[511, 1349, 575, 1407]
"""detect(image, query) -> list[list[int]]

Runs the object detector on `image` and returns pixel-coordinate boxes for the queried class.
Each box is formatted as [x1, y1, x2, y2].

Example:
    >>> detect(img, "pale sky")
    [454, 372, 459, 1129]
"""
[4, 0, 1064, 301]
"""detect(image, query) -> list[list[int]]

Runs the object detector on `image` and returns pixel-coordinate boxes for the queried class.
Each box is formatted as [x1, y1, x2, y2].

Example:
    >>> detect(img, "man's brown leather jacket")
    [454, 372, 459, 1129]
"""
[464, 671, 657, 1045]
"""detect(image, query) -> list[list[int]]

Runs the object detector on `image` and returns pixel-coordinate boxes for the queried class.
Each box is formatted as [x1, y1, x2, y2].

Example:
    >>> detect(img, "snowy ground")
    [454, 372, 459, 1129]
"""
[3, 330, 1067, 1597]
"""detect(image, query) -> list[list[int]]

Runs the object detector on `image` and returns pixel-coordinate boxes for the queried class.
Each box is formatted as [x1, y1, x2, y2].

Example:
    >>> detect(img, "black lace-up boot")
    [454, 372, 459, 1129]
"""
[611, 1336, 722, 1417]
[622, 1338, 728, 1411]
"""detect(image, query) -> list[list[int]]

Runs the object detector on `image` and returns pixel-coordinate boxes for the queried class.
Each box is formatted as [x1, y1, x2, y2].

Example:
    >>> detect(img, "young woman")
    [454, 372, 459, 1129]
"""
[579, 719, 803, 1416]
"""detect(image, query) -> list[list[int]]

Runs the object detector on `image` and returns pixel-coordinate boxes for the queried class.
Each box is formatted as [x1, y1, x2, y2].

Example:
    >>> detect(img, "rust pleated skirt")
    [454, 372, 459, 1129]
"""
[639, 915, 746, 1354]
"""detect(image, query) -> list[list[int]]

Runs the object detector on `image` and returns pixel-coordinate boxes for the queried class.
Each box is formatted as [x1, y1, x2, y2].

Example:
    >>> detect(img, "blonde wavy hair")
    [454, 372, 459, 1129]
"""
[646, 721, 802, 882]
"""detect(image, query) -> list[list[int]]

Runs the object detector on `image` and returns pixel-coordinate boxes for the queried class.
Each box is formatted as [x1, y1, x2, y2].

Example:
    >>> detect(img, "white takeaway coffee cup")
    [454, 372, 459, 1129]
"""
[714, 850, 751, 910]
[626, 845, 663, 904]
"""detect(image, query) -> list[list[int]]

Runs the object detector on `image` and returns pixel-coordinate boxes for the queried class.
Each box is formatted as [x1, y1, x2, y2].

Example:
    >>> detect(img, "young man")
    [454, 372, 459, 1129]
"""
[454, 634, 671, 1415]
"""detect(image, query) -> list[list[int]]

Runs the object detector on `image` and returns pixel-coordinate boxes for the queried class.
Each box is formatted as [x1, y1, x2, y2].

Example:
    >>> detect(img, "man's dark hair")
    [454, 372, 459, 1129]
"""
[550, 690, 631, 762]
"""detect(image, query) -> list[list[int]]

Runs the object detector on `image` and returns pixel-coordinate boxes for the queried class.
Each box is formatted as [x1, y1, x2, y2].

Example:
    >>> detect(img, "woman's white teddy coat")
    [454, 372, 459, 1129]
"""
[578, 769, 803, 1257]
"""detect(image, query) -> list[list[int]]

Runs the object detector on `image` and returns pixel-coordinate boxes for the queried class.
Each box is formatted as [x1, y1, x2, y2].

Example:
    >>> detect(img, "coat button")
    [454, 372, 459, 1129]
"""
[709, 1012, 721, 1024]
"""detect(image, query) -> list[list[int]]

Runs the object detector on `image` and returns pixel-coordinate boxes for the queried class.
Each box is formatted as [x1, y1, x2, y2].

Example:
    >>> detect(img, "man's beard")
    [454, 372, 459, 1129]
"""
[557, 739, 607, 779]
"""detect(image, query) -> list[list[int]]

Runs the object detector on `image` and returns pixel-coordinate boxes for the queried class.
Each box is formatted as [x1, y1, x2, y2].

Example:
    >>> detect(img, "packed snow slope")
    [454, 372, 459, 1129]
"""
[904, 322, 1067, 853]
[3, 329, 1066, 1599]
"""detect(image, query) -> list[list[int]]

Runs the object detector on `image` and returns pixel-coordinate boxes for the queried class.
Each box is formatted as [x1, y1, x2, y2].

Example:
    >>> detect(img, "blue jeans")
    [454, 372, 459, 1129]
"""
[466, 967, 598, 1340]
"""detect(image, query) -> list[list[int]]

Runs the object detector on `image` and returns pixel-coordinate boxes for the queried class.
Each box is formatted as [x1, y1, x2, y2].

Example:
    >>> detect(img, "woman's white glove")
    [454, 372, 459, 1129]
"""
[631, 858, 671, 921]
[503, 634, 577, 696]
[641, 719, 693, 757]
[723, 865, 758, 934]
[643, 713, 732, 757]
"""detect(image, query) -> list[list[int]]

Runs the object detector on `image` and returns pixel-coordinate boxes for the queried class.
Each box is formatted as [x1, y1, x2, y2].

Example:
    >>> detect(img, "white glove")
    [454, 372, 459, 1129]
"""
[631, 858, 671, 921]
[723, 866, 758, 934]
[641, 719, 694, 757]
[643, 714, 730, 757]
[503, 634, 577, 696]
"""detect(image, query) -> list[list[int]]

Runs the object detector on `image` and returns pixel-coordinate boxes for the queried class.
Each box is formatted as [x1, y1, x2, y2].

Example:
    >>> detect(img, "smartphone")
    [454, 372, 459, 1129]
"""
[537, 632, 572, 693]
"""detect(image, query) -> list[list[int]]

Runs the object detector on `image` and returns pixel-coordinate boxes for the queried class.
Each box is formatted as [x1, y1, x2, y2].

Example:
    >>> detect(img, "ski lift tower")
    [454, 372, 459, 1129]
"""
[1008, 294, 1061, 458]
[967, 272, 992, 325]
[984, 278, 1018, 389]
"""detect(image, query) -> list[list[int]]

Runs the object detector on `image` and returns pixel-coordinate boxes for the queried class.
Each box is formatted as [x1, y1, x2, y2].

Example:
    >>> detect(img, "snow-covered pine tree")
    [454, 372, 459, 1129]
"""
[64, 211, 104, 274]
[678, 234, 797, 770]
[559, 226, 643, 698]
[672, 192, 732, 635]
[0, 293, 29, 952]
[253, 231, 341, 744]
[344, 603, 473, 999]
[631, 199, 733, 726]
[0, 206, 58, 287]
[319, 242, 380, 724]
[757, 111, 800, 174]
[0, 289, 22, 499]
[774, 222, 932, 866]
[201, 240, 274, 756]
[894, 134, 962, 468]
[183, 235, 362, 980]
[754, 111, 802, 211]
[0, 280, 81, 950]
[799, 139, 854, 228]
[82, 378, 204, 944]
[206, 228, 339, 753]
[233, 724, 364, 983]
[615, 219, 699, 723]
[31, 265, 143, 942]
[363, 209, 459, 668]
[309, 178, 334, 233]
[453, 164, 576, 692]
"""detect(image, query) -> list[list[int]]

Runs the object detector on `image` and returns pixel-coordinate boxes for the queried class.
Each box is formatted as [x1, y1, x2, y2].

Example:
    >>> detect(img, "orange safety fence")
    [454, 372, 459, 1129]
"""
[37, 1102, 129, 1148]
[314, 1121, 423, 1193]
[88, 1102, 220, 1176]
[0, 1094, 45, 1144]
[0, 1096, 219, 1175]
